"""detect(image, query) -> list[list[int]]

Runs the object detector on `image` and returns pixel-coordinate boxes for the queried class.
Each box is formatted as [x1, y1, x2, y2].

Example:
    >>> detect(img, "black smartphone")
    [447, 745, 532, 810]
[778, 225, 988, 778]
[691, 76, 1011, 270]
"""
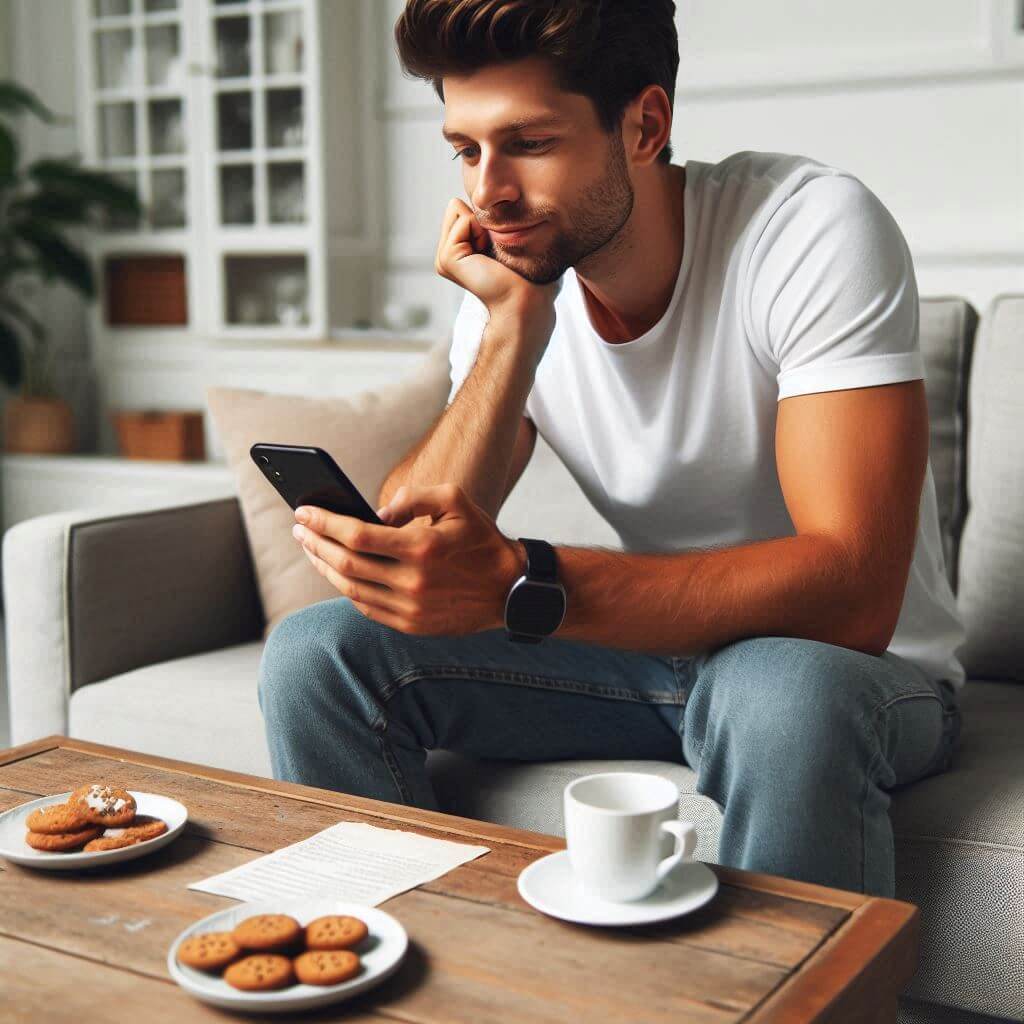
[249, 443, 387, 526]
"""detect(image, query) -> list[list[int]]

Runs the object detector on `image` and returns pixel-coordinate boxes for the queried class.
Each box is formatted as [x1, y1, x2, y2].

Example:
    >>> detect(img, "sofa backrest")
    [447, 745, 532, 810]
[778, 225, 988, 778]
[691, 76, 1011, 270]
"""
[918, 298, 977, 589]
[955, 294, 1024, 682]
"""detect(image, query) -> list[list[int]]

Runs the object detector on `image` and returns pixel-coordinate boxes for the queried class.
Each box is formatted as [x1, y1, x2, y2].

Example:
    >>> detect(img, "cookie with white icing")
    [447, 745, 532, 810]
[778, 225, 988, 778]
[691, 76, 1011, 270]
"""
[69, 783, 137, 827]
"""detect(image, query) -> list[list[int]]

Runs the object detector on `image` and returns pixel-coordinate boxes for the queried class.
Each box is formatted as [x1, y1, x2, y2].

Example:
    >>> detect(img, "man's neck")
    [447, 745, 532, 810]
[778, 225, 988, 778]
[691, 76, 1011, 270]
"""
[575, 163, 687, 344]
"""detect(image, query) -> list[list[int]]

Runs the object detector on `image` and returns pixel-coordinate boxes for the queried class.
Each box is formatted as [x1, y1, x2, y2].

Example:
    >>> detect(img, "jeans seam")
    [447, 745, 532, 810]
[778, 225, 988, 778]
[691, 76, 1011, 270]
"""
[860, 743, 885, 894]
[384, 665, 685, 706]
[373, 715, 415, 805]
[873, 690, 942, 714]
[869, 690, 954, 787]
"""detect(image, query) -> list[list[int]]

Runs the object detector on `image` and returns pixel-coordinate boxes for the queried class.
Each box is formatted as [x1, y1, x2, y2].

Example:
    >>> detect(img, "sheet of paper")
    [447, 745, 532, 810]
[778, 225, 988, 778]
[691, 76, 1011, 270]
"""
[189, 821, 490, 905]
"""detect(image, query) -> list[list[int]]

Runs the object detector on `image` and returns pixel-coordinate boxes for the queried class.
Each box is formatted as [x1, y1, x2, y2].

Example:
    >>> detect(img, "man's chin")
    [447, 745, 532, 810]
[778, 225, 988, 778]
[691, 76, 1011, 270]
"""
[493, 250, 565, 287]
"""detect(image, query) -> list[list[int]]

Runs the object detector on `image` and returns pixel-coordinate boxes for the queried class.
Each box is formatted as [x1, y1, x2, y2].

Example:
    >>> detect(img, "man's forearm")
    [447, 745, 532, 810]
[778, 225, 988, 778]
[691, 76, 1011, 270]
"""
[516, 534, 897, 658]
[378, 313, 549, 520]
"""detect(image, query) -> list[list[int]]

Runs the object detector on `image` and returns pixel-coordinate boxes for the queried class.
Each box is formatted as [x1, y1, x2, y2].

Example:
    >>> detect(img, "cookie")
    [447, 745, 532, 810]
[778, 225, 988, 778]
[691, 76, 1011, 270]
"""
[176, 931, 242, 972]
[293, 950, 362, 986]
[83, 835, 139, 852]
[104, 815, 167, 843]
[26, 802, 91, 834]
[69, 784, 137, 827]
[25, 826, 102, 852]
[231, 914, 303, 952]
[223, 954, 295, 991]
[304, 915, 368, 951]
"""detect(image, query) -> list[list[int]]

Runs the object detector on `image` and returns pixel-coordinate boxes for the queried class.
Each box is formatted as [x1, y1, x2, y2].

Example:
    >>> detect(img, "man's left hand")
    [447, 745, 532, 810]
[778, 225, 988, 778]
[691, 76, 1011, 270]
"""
[291, 483, 523, 636]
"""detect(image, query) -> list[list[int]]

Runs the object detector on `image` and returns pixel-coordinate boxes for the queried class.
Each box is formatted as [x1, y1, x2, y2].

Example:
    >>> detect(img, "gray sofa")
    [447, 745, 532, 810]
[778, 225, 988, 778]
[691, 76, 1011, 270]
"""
[5, 295, 1023, 1024]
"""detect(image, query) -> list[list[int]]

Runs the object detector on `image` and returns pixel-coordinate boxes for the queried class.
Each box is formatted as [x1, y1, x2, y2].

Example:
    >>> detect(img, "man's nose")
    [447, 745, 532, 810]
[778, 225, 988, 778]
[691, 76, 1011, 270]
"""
[470, 153, 520, 212]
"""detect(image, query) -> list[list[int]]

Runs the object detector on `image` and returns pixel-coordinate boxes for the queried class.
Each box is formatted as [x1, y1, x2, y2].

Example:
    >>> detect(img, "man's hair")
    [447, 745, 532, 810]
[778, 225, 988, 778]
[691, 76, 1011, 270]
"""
[394, 0, 679, 165]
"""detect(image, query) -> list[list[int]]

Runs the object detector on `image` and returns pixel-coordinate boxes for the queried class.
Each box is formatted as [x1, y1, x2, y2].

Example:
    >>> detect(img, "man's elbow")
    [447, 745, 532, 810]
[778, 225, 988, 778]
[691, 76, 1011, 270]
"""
[840, 592, 903, 657]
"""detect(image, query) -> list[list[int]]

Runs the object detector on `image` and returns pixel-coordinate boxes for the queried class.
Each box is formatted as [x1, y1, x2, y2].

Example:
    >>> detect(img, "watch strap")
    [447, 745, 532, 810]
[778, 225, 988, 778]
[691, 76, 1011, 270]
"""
[518, 537, 558, 582]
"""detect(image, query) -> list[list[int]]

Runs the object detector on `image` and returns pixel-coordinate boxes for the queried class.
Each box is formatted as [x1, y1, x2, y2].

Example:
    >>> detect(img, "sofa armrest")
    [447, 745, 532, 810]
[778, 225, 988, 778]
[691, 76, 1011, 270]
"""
[3, 496, 264, 744]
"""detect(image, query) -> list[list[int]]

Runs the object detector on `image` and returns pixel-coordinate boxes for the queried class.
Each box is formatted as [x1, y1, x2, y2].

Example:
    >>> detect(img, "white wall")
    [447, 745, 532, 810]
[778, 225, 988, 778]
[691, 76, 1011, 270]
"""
[376, 0, 1024, 322]
[3, 0, 1022, 433]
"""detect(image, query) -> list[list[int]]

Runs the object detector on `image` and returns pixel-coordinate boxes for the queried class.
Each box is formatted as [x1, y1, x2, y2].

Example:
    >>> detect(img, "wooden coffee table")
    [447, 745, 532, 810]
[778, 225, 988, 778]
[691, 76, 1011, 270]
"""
[0, 737, 918, 1022]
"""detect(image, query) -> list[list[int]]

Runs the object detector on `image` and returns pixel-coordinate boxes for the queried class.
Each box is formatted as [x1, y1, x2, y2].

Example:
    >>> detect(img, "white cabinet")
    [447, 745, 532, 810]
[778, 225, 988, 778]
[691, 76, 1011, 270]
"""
[75, 0, 380, 343]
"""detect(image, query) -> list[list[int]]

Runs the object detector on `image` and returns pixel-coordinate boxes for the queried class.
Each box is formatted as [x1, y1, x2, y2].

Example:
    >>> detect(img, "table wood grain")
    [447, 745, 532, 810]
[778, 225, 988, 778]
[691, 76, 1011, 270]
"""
[0, 737, 918, 1022]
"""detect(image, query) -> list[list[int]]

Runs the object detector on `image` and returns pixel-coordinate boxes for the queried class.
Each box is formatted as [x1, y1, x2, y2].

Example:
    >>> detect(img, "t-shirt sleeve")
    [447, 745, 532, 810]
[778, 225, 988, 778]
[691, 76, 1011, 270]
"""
[446, 290, 490, 406]
[743, 173, 925, 401]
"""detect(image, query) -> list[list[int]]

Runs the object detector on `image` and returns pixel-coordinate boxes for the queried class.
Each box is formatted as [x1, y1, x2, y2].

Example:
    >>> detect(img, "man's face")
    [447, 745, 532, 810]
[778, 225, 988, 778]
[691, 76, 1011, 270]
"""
[441, 57, 635, 286]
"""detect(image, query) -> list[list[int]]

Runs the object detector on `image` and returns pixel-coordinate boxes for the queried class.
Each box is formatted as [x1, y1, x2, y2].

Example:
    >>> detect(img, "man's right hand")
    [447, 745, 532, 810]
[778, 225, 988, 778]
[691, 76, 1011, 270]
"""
[435, 198, 559, 329]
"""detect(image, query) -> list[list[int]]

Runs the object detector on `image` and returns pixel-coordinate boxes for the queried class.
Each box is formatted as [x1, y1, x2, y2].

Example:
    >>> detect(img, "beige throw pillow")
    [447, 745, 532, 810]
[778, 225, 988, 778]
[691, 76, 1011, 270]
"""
[205, 337, 452, 638]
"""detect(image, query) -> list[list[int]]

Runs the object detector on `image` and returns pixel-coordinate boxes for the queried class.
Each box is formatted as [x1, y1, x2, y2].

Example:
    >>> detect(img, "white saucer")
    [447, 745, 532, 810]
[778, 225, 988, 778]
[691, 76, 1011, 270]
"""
[167, 899, 407, 1013]
[0, 791, 188, 870]
[517, 850, 718, 926]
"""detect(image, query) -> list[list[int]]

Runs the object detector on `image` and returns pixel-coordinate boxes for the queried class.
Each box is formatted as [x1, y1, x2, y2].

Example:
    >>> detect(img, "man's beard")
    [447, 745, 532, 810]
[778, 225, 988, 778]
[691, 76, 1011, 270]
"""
[483, 133, 635, 286]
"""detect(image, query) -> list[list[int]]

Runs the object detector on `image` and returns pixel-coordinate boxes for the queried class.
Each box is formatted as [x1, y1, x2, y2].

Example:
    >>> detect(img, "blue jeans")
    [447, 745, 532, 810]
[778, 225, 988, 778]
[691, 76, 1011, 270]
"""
[258, 596, 963, 899]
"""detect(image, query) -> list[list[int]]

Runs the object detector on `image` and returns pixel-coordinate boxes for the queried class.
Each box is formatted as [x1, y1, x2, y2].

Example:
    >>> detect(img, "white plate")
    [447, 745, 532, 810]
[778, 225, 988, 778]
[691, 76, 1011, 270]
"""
[517, 850, 719, 926]
[167, 899, 408, 1013]
[0, 791, 188, 870]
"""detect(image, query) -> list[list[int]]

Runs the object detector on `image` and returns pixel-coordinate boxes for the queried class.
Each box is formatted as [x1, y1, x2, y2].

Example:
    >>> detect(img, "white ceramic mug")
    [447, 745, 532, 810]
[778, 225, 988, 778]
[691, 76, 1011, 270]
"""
[564, 772, 697, 902]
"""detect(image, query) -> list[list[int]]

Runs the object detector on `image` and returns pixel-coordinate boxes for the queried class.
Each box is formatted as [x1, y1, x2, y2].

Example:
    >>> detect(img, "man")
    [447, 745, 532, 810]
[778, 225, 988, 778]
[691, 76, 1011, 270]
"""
[259, 0, 965, 899]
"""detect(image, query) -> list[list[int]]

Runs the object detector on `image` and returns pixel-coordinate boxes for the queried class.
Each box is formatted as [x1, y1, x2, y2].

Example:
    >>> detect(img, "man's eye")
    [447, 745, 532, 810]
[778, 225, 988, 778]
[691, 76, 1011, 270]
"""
[451, 140, 551, 160]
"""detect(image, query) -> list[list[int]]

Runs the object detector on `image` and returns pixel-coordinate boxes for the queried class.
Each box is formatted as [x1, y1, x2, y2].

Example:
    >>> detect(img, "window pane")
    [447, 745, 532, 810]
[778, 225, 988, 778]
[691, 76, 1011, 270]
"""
[266, 87, 303, 148]
[217, 91, 253, 151]
[268, 161, 305, 224]
[150, 168, 186, 229]
[220, 164, 255, 225]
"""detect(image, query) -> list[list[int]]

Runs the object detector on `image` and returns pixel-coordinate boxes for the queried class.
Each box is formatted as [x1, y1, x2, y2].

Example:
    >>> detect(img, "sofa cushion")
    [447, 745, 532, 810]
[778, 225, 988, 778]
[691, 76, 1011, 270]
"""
[205, 338, 452, 638]
[68, 641, 272, 777]
[918, 298, 977, 590]
[956, 295, 1024, 681]
[888, 680, 1024, 1020]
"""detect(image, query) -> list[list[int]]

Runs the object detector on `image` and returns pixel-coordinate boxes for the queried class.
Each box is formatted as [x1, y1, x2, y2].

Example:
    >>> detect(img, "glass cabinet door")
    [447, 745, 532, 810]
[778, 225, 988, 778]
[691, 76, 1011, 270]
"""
[208, 0, 309, 232]
[89, 0, 189, 233]
[205, 0, 314, 333]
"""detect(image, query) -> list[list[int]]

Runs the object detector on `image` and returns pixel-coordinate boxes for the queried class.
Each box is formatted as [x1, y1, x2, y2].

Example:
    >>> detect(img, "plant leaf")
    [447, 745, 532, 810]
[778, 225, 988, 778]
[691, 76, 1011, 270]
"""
[8, 191, 91, 224]
[12, 219, 95, 297]
[28, 159, 142, 215]
[0, 80, 55, 123]
[0, 316, 26, 391]
[0, 295, 45, 342]
[0, 122, 17, 184]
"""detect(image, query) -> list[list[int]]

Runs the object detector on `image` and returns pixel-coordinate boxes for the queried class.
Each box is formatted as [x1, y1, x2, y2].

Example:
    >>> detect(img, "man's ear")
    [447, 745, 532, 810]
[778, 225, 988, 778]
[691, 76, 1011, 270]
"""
[627, 84, 672, 167]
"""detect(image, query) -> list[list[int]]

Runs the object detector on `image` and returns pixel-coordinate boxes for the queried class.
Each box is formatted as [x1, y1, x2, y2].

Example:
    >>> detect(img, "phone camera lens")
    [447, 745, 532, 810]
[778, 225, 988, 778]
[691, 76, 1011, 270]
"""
[258, 456, 270, 465]
[274, 471, 284, 480]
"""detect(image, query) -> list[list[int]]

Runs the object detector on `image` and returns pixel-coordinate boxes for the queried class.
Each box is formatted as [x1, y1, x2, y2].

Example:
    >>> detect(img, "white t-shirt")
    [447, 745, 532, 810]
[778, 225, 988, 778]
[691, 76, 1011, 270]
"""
[447, 150, 966, 690]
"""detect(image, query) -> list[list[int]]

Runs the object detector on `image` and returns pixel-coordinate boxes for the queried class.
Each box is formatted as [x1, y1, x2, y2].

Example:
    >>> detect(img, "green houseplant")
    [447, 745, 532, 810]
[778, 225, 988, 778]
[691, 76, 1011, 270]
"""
[0, 79, 141, 453]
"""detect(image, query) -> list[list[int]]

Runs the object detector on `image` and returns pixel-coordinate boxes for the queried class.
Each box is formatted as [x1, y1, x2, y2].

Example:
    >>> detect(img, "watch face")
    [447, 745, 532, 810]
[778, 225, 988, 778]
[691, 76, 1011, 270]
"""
[506, 579, 566, 635]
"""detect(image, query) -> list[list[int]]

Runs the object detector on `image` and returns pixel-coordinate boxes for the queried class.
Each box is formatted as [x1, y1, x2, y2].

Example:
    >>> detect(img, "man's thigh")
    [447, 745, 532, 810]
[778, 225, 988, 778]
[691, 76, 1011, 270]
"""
[269, 596, 689, 765]
[678, 635, 957, 789]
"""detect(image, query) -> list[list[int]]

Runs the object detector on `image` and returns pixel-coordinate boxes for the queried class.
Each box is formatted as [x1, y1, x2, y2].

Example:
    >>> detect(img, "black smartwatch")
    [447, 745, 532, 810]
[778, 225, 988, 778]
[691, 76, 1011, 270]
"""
[504, 538, 567, 643]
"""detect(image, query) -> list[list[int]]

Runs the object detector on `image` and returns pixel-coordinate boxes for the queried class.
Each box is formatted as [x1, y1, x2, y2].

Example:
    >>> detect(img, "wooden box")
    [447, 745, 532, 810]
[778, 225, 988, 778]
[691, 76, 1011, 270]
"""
[104, 255, 188, 326]
[111, 410, 206, 461]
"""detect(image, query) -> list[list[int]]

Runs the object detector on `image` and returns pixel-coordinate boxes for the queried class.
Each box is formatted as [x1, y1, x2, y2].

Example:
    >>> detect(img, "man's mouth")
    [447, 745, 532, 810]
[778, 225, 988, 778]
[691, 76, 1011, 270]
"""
[487, 222, 543, 244]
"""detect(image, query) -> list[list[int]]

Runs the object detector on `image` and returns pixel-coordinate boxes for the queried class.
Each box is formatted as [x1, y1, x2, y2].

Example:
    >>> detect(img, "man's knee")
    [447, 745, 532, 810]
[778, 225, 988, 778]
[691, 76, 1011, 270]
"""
[258, 597, 369, 717]
[695, 636, 876, 760]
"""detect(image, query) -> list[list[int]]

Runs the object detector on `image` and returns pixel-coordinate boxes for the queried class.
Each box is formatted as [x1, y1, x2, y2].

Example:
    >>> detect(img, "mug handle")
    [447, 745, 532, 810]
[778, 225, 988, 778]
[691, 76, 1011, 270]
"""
[655, 820, 697, 884]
